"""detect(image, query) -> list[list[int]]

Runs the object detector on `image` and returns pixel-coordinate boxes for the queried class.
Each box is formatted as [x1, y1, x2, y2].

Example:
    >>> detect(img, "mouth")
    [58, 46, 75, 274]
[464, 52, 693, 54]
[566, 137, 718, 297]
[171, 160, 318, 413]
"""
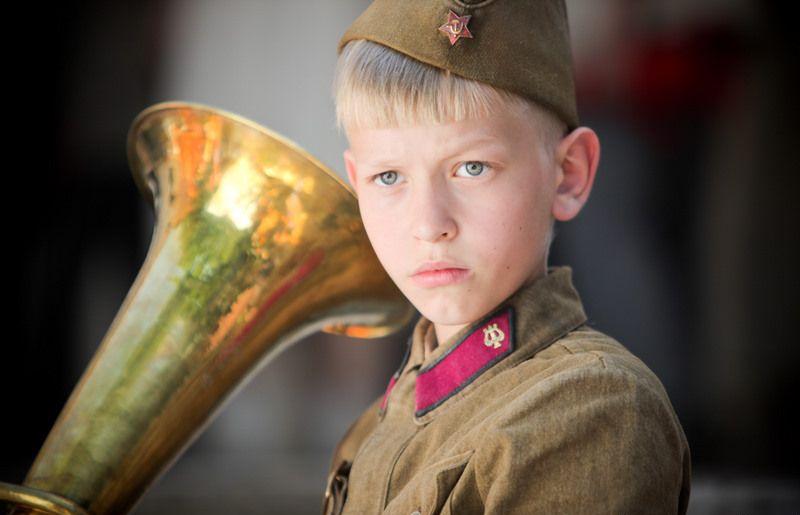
[410, 262, 470, 288]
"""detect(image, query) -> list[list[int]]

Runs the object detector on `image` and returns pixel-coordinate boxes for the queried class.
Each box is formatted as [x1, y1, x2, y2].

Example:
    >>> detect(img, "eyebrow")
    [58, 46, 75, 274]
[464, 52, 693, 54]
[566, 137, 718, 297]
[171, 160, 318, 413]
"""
[362, 137, 508, 170]
[442, 137, 508, 159]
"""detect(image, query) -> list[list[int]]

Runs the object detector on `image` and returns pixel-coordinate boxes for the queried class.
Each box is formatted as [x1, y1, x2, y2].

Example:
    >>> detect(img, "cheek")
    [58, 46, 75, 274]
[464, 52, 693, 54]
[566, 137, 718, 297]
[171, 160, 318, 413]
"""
[358, 197, 405, 271]
[469, 187, 547, 263]
[485, 207, 535, 255]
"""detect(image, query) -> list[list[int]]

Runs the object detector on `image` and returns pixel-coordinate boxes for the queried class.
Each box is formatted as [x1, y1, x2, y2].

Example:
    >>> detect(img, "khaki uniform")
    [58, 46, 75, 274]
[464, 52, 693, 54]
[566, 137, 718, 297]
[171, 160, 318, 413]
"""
[323, 266, 691, 514]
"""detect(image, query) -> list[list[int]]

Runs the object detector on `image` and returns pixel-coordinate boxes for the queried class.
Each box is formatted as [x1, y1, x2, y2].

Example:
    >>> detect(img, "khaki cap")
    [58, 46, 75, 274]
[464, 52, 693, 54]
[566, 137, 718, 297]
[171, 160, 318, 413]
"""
[337, 0, 579, 130]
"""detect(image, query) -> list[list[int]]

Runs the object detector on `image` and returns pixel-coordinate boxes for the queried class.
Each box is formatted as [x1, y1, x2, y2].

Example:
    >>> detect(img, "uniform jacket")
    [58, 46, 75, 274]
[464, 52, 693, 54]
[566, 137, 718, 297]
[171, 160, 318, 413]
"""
[323, 266, 691, 514]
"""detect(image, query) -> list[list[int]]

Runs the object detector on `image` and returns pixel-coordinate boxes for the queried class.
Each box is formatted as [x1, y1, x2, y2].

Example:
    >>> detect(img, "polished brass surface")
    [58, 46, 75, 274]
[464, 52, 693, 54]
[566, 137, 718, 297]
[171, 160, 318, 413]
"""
[4, 102, 413, 514]
[0, 481, 88, 515]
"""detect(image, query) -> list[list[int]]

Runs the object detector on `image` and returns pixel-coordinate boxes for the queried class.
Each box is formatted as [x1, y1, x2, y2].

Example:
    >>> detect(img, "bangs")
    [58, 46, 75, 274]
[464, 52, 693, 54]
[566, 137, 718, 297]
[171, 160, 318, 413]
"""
[332, 39, 534, 133]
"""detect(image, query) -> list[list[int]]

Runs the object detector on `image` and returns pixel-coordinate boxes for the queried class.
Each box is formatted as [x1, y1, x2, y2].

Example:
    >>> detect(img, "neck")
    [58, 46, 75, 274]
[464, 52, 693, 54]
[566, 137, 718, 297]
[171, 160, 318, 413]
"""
[427, 264, 549, 359]
[431, 323, 467, 354]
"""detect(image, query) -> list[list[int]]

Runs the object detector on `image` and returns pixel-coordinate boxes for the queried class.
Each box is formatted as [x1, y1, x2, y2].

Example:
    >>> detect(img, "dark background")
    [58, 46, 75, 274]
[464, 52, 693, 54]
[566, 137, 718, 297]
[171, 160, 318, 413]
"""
[3, 1, 798, 513]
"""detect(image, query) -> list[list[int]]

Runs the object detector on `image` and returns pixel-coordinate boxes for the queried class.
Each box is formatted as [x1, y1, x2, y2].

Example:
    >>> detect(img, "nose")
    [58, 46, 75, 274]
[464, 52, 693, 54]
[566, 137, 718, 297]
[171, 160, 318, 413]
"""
[410, 180, 458, 243]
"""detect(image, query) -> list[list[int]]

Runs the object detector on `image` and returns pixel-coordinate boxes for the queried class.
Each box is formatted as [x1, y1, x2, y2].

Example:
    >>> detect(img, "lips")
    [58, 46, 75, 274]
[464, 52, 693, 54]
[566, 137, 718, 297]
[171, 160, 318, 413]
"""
[410, 261, 470, 288]
[412, 261, 468, 275]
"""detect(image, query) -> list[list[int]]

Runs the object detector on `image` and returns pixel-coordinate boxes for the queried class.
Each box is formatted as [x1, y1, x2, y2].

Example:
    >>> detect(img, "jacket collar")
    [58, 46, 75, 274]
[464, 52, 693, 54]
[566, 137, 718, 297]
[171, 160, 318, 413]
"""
[379, 265, 588, 422]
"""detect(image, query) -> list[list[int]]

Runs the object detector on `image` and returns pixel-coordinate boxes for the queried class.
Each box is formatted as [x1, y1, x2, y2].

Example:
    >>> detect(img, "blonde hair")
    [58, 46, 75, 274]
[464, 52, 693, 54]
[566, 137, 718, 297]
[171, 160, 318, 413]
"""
[332, 39, 566, 157]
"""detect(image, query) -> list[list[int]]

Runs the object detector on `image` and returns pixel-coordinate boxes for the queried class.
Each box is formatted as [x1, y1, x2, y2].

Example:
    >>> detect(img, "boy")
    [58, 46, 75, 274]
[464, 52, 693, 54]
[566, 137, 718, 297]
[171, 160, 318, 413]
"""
[323, 1, 691, 514]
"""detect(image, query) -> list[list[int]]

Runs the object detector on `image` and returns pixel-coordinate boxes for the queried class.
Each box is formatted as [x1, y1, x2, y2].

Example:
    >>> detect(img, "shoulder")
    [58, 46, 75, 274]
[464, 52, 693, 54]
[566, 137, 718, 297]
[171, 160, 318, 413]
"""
[480, 323, 689, 461]
[471, 325, 692, 512]
[327, 394, 383, 472]
[506, 324, 679, 415]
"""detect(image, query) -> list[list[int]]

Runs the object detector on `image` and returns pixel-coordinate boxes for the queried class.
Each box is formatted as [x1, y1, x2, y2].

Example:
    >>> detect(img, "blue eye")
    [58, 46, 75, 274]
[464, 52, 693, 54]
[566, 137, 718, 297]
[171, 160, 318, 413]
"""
[373, 171, 400, 186]
[456, 161, 487, 177]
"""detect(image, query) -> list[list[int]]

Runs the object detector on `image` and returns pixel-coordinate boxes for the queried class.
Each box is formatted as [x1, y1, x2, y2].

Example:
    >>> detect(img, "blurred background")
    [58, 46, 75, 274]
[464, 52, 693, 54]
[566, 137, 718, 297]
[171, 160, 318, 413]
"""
[2, 0, 797, 513]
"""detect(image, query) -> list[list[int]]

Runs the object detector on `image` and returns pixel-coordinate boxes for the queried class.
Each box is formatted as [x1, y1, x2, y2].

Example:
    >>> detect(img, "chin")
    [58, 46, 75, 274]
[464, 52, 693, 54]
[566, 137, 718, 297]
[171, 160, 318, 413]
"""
[414, 299, 486, 327]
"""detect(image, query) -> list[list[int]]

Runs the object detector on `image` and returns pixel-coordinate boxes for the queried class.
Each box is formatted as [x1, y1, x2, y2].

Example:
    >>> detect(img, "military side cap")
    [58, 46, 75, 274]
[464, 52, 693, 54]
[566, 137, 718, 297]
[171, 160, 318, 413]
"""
[337, 0, 579, 130]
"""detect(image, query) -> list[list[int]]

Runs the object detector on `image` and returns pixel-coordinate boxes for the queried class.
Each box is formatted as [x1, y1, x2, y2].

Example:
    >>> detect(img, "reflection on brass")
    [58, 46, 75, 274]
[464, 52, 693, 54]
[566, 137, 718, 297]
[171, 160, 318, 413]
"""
[0, 483, 89, 515]
[0, 102, 413, 514]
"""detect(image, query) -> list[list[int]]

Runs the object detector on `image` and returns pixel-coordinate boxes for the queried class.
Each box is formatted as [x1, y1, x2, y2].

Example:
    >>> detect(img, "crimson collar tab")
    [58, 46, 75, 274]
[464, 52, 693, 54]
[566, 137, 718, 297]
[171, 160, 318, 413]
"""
[414, 306, 515, 417]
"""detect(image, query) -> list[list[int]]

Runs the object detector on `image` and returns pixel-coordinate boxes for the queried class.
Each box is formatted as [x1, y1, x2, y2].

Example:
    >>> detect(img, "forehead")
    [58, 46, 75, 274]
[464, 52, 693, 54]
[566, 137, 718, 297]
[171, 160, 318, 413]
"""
[347, 109, 537, 162]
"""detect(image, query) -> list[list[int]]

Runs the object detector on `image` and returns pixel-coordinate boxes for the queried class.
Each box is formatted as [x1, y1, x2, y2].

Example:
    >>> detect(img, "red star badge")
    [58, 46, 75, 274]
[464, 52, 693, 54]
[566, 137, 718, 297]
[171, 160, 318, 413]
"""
[438, 10, 473, 46]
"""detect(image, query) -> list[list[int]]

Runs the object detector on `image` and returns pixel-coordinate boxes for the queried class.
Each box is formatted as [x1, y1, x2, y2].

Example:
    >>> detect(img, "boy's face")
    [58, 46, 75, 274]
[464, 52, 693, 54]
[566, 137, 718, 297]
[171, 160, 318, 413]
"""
[343, 109, 557, 329]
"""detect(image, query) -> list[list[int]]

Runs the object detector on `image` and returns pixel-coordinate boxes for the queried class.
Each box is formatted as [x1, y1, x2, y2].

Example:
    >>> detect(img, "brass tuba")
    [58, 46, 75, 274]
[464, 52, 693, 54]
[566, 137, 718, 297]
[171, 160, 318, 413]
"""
[0, 102, 413, 514]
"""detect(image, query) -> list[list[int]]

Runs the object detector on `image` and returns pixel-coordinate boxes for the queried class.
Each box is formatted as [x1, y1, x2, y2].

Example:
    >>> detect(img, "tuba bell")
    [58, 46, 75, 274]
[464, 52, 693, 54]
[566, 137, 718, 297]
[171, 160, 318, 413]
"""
[0, 102, 413, 514]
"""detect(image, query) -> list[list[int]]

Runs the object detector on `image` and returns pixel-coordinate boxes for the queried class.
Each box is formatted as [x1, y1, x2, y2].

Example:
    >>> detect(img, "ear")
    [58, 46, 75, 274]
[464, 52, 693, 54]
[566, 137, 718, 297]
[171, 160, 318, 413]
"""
[343, 148, 359, 195]
[551, 127, 600, 222]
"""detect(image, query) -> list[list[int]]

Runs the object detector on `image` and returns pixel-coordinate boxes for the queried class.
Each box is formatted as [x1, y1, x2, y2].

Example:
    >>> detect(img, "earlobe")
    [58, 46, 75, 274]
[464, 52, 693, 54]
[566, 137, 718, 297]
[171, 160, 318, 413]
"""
[551, 127, 600, 222]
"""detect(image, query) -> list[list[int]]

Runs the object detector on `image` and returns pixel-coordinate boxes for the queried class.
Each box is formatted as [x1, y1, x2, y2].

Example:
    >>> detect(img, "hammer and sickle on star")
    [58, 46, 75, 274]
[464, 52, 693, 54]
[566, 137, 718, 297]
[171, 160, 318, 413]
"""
[483, 323, 505, 349]
[438, 10, 473, 46]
